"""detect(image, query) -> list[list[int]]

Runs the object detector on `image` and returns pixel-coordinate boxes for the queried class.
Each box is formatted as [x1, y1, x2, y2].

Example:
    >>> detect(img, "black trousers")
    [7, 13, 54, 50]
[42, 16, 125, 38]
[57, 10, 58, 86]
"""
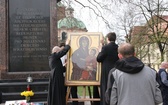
[93, 86, 100, 105]
[71, 86, 78, 105]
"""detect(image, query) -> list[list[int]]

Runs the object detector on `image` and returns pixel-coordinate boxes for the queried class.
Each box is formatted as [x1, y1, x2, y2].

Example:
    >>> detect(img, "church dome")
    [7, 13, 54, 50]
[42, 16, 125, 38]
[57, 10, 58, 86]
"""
[58, 17, 87, 29]
[57, 1, 65, 7]
[57, 6, 87, 30]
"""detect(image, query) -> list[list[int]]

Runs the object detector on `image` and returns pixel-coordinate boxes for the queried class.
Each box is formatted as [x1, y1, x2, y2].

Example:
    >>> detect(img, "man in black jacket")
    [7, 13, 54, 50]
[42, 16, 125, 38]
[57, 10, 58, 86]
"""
[96, 32, 119, 105]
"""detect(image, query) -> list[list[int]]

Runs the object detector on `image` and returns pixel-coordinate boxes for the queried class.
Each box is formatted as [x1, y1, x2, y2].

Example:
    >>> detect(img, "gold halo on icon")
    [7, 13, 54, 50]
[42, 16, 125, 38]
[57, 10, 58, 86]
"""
[76, 35, 92, 48]
[89, 47, 99, 56]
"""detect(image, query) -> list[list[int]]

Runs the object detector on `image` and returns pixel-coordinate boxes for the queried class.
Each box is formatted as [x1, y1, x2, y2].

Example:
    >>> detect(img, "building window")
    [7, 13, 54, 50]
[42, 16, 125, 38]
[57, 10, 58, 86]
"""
[61, 31, 67, 41]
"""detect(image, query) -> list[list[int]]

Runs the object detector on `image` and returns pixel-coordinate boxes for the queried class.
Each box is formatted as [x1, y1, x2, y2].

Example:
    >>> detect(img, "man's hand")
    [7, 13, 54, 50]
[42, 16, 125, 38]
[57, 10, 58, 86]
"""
[65, 39, 70, 45]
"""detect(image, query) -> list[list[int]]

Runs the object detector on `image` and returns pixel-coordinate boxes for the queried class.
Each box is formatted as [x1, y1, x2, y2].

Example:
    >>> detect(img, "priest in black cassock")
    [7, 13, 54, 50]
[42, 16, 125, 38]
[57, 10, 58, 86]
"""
[47, 39, 70, 105]
[96, 32, 119, 105]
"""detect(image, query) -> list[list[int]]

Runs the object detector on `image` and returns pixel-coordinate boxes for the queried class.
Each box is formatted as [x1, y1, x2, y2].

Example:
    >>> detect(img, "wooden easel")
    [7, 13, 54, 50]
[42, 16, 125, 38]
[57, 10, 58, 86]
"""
[66, 85, 100, 105]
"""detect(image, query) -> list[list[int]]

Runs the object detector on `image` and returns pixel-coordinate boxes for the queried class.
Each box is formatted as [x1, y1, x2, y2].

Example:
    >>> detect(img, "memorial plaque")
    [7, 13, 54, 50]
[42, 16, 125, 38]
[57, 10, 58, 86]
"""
[9, 0, 50, 72]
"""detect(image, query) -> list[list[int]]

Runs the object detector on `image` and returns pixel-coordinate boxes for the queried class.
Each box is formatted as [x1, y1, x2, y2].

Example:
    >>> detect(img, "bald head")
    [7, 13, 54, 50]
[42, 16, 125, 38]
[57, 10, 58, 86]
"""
[160, 62, 168, 69]
[118, 43, 135, 58]
[52, 46, 62, 53]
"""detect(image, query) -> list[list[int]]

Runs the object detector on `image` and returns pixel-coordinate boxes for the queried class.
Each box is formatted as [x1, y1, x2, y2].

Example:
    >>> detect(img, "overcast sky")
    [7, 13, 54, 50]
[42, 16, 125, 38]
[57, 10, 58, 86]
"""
[60, 0, 168, 44]
[60, 0, 151, 45]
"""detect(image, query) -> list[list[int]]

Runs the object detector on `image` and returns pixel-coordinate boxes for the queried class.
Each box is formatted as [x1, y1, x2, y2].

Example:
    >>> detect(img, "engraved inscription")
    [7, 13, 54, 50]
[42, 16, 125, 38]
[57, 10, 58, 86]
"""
[9, 0, 50, 72]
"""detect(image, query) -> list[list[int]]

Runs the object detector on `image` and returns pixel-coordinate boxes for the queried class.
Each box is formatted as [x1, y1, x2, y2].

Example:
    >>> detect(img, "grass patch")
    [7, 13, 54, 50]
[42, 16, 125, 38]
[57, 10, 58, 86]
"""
[77, 86, 93, 96]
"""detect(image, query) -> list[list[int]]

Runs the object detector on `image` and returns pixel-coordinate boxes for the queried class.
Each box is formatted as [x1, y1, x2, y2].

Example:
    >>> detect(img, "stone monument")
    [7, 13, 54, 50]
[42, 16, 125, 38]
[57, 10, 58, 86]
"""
[0, 0, 60, 79]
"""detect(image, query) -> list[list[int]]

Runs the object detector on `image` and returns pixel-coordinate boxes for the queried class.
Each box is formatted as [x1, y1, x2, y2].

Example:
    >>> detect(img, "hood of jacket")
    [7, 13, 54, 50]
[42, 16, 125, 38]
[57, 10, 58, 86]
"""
[115, 56, 144, 74]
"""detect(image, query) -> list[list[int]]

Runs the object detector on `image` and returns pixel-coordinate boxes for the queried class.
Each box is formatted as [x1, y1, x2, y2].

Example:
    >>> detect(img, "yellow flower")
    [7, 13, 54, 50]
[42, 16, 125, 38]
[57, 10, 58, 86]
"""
[20, 90, 34, 97]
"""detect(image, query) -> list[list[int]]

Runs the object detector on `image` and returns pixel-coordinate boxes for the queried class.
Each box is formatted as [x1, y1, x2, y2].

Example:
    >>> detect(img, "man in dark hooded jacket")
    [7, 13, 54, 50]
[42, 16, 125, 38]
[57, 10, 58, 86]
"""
[106, 43, 162, 105]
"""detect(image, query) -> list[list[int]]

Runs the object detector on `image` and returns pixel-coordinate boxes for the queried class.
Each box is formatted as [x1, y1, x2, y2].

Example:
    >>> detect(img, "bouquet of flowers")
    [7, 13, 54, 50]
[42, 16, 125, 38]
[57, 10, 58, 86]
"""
[20, 87, 34, 102]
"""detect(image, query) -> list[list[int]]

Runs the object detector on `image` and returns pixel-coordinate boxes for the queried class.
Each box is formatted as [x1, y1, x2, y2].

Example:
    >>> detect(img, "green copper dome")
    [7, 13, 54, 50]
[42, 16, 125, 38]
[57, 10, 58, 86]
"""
[57, 2, 65, 7]
[57, 17, 87, 29]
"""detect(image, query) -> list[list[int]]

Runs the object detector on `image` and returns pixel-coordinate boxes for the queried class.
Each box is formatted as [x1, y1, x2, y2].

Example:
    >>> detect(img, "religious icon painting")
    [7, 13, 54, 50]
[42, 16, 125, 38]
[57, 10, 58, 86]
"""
[65, 32, 103, 86]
